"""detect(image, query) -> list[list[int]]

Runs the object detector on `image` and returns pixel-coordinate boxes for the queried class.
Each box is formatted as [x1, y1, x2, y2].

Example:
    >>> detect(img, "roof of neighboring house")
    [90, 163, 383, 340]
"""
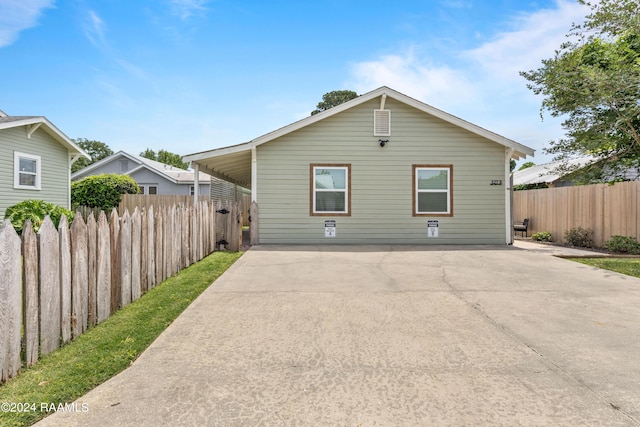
[0, 111, 90, 160]
[513, 157, 595, 186]
[184, 86, 536, 188]
[72, 150, 211, 184]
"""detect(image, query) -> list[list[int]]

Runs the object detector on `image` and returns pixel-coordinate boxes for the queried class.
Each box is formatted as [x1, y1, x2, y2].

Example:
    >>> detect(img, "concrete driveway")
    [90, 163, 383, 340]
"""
[37, 243, 640, 426]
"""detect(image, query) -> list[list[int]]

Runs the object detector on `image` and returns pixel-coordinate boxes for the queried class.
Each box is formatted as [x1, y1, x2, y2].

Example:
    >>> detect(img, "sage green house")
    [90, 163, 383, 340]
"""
[0, 110, 89, 219]
[184, 86, 534, 245]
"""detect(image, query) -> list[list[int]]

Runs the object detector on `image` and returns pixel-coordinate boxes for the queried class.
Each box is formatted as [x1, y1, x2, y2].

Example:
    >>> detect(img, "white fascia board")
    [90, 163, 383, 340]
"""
[183, 141, 253, 162]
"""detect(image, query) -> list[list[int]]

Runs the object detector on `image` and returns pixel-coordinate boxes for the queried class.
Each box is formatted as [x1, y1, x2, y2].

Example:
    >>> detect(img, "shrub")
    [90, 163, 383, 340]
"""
[71, 174, 140, 211]
[531, 231, 552, 242]
[4, 200, 74, 234]
[564, 227, 594, 248]
[604, 235, 640, 254]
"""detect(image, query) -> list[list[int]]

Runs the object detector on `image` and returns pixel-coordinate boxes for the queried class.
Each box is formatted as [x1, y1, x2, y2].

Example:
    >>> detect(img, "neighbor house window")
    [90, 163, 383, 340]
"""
[413, 165, 453, 216]
[310, 164, 351, 216]
[148, 186, 158, 195]
[14, 151, 41, 190]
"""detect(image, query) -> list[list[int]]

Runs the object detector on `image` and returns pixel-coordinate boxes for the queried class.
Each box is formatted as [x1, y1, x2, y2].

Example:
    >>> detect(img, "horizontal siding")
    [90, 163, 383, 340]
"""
[256, 97, 507, 244]
[0, 127, 70, 218]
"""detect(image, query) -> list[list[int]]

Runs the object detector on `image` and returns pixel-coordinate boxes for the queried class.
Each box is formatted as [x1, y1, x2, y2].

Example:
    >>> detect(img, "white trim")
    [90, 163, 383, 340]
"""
[251, 146, 257, 202]
[14, 151, 41, 190]
[414, 166, 451, 215]
[505, 148, 515, 244]
[312, 166, 349, 214]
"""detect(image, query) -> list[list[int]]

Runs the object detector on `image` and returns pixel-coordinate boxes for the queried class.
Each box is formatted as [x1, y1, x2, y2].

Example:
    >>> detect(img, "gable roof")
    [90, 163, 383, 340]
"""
[72, 150, 211, 184]
[184, 86, 535, 188]
[0, 113, 90, 160]
[513, 157, 596, 186]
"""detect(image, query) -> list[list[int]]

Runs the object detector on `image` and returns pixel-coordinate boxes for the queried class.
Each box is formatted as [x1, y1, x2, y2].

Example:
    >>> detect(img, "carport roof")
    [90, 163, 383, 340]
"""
[183, 86, 535, 189]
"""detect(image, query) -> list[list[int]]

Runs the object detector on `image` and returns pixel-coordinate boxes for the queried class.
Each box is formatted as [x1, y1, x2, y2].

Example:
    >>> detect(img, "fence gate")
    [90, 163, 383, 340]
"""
[214, 200, 242, 251]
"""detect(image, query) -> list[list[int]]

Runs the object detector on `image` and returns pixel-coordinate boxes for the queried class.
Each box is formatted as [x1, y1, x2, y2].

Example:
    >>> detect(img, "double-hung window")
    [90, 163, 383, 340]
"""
[413, 165, 453, 216]
[14, 151, 41, 190]
[310, 164, 351, 216]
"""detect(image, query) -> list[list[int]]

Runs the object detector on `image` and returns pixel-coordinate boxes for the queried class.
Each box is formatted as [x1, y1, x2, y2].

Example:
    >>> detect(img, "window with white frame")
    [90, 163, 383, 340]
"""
[14, 151, 41, 190]
[311, 164, 351, 216]
[413, 165, 453, 216]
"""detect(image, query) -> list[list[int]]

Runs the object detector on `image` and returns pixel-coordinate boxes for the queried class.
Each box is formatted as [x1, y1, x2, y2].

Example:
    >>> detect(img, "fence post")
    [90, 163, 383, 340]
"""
[59, 215, 72, 344]
[131, 208, 142, 301]
[250, 202, 259, 245]
[120, 210, 132, 308]
[71, 215, 89, 339]
[0, 220, 22, 382]
[86, 213, 98, 328]
[96, 211, 111, 323]
[22, 220, 39, 367]
[38, 216, 61, 356]
[109, 209, 121, 313]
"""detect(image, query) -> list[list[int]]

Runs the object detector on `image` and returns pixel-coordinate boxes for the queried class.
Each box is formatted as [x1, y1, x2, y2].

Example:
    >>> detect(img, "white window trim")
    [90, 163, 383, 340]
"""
[14, 151, 41, 190]
[413, 165, 453, 216]
[310, 164, 351, 216]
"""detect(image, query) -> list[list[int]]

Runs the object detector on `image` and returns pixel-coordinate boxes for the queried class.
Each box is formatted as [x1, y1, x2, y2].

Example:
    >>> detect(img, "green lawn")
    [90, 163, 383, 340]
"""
[569, 257, 640, 279]
[0, 251, 242, 427]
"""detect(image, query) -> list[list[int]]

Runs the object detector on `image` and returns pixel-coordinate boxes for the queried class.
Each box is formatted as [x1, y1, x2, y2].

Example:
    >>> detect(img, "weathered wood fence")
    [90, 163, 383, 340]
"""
[0, 199, 247, 383]
[513, 181, 640, 247]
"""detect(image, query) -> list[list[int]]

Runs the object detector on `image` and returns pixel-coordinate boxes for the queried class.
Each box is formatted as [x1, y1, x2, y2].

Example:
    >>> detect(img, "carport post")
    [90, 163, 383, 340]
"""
[193, 162, 199, 206]
[505, 148, 514, 245]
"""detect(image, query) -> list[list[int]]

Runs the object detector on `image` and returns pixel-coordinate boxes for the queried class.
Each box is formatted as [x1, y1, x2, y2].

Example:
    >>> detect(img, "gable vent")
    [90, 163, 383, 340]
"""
[374, 109, 391, 136]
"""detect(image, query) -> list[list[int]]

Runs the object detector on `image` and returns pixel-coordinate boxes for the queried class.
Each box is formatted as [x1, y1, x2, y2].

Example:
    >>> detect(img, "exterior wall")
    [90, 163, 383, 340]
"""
[129, 169, 210, 195]
[0, 127, 70, 218]
[256, 97, 507, 244]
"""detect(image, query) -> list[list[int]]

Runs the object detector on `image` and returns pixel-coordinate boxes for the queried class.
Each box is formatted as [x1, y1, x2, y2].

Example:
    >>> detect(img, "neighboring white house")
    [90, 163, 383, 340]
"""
[72, 151, 212, 196]
[513, 156, 640, 187]
[184, 86, 535, 245]
[0, 109, 90, 218]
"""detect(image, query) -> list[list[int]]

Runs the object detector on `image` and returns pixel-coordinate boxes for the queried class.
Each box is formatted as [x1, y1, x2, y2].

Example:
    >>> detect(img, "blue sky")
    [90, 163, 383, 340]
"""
[0, 0, 591, 165]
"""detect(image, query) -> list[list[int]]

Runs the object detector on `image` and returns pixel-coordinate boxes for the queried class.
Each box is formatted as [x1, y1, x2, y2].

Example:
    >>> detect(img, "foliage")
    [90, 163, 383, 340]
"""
[139, 148, 188, 169]
[311, 90, 358, 115]
[0, 251, 242, 427]
[71, 174, 140, 211]
[531, 231, 552, 242]
[4, 200, 74, 234]
[518, 161, 536, 171]
[604, 235, 640, 254]
[71, 138, 113, 173]
[520, 0, 640, 180]
[510, 159, 516, 172]
[513, 183, 549, 191]
[570, 257, 640, 278]
[564, 226, 594, 247]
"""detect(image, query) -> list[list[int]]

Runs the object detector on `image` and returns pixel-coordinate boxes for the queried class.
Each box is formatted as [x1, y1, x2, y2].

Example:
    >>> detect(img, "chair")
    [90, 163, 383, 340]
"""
[513, 218, 529, 237]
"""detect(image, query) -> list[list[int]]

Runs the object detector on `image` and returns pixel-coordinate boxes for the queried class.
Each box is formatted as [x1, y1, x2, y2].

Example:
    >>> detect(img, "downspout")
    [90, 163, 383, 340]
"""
[193, 162, 200, 206]
[251, 146, 257, 202]
[505, 148, 515, 245]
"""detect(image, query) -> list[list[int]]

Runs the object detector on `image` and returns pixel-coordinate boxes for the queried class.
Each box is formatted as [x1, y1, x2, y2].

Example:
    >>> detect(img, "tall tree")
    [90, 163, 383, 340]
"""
[521, 0, 640, 180]
[71, 138, 113, 173]
[139, 148, 188, 169]
[311, 90, 358, 115]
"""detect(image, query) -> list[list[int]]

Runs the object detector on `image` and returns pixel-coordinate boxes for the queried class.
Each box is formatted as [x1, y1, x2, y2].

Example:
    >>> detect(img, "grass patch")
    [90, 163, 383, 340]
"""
[0, 251, 242, 427]
[569, 257, 640, 279]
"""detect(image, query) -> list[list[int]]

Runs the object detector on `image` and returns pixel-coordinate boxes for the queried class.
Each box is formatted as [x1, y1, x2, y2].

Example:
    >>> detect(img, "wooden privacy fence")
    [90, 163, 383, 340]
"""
[513, 181, 640, 247]
[0, 199, 245, 383]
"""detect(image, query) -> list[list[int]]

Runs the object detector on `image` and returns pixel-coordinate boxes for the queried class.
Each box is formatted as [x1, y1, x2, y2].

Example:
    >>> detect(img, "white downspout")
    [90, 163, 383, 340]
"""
[251, 146, 257, 202]
[193, 162, 200, 206]
[505, 148, 515, 245]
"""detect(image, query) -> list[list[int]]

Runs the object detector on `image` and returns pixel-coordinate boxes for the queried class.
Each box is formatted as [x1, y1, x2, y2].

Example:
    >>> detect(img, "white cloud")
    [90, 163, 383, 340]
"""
[0, 0, 54, 47]
[168, 0, 210, 21]
[347, 0, 591, 162]
[83, 10, 106, 47]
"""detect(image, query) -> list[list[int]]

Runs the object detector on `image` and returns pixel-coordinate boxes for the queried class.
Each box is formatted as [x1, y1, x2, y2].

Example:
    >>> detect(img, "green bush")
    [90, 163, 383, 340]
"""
[564, 226, 594, 248]
[604, 235, 640, 254]
[531, 231, 552, 242]
[4, 200, 74, 234]
[71, 174, 140, 211]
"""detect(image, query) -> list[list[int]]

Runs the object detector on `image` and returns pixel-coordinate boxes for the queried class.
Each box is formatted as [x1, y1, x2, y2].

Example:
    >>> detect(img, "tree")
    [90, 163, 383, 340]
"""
[520, 0, 640, 179]
[71, 138, 113, 173]
[139, 148, 188, 169]
[518, 162, 536, 171]
[311, 90, 358, 115]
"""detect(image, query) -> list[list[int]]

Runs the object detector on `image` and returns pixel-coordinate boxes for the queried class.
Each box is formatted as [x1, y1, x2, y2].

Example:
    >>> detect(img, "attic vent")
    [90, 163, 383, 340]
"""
[374, 109, 391, 136]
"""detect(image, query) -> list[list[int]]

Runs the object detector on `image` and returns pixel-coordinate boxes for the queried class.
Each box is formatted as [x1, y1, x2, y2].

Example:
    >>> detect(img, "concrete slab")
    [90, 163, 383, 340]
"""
[36, 244, 640, 426]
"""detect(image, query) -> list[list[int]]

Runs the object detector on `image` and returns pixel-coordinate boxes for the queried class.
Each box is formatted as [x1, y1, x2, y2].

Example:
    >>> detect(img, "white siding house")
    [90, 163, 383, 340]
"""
[184, 87, 535, 245]
[0, 110, 89, 218]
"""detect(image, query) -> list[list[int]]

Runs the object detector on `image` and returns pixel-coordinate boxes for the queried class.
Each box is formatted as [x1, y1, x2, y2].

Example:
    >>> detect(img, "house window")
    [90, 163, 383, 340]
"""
[14, 151, 41, 190]
[148, 186, 158, 195]
[310, 164, 351, 216]
[413, 165, 453, 216]
[190, 186, 195, 196]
